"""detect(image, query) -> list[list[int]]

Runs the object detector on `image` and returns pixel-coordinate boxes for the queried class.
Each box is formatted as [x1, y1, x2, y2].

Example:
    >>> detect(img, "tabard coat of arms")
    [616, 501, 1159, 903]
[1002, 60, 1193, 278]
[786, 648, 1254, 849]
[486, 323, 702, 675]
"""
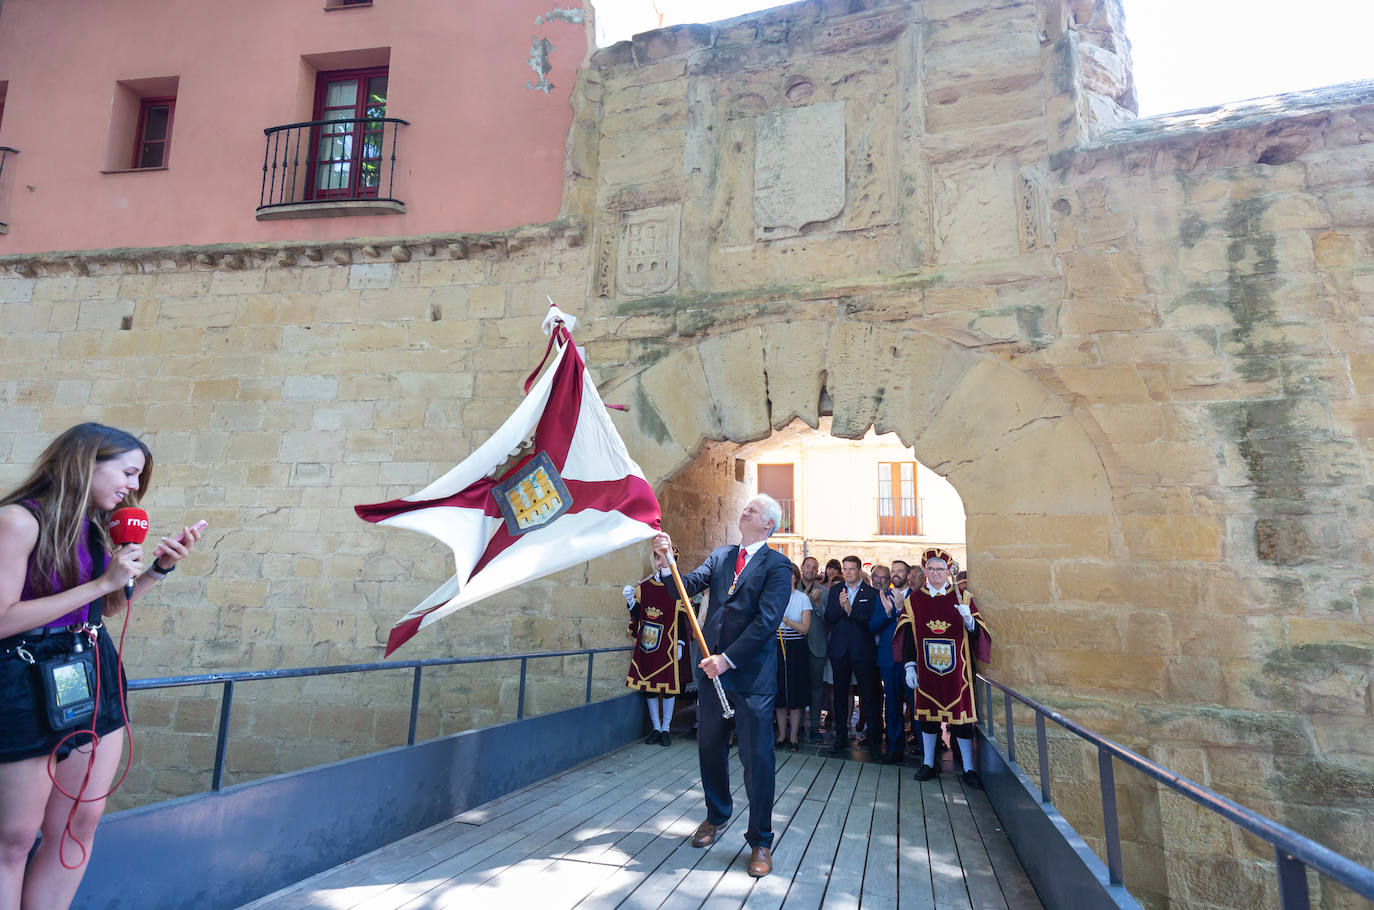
[639, 621, 663, 652]
[924, 639, 956, 676]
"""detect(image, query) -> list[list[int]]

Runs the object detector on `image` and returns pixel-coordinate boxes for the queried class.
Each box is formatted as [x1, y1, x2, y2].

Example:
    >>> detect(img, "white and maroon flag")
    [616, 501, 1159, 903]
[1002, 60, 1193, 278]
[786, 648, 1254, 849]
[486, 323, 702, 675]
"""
[356, 305, 661, 656]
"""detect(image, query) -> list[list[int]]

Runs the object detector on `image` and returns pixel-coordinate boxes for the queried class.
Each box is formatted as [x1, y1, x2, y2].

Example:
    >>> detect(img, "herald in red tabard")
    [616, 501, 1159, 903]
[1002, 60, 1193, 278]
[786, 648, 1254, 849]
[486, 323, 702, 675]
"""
[896, 586, 991, 725]
[625, 578, 693, 696]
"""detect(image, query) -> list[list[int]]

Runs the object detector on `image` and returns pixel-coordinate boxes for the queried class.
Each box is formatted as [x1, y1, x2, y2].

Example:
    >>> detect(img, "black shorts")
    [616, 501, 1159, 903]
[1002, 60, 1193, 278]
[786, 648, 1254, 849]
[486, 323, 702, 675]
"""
[0, 626, 128, 764]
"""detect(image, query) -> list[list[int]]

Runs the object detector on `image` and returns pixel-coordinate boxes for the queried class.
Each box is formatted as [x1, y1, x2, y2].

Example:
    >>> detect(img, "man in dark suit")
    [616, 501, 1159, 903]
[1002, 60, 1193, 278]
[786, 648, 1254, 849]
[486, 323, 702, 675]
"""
[651, 494, 793, 878]
[824, 554, 879, 754]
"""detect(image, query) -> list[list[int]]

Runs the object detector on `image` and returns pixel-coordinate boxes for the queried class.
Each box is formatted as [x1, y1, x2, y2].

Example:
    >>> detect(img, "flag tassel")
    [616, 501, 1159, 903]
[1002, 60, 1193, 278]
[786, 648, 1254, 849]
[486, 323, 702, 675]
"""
[660, 544, 734, 720]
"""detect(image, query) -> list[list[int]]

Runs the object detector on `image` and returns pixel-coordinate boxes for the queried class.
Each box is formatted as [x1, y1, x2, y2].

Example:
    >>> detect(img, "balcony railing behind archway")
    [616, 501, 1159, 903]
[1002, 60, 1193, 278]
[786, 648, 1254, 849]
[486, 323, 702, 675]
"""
[257, 117, 408, 218]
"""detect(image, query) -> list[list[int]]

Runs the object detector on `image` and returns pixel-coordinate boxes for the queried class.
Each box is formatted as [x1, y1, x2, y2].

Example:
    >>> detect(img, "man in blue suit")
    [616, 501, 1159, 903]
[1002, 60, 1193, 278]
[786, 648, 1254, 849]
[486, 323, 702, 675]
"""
[824, 555, 879, 754]
[869, 562, 910, 763]
[652, 494, 793, 878]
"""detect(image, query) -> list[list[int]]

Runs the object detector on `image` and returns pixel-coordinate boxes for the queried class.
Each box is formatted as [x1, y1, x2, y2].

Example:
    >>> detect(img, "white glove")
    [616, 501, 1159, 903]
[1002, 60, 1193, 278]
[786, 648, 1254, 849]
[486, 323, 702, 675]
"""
[956, 601, 974, 628]
[904, 661, 918, 691]
[676, 640, 684, 659]
[623, 585, 636, 607]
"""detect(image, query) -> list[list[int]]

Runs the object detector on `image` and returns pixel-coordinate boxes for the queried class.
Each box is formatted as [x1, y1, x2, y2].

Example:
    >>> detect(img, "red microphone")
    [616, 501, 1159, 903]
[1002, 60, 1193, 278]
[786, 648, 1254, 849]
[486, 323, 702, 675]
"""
[109, 507, 150, 600]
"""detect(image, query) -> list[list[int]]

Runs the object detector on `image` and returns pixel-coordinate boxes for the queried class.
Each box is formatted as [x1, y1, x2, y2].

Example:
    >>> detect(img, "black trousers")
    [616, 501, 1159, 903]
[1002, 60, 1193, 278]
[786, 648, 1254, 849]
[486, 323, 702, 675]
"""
[920, 719, 976, 738]
[697, 675, 774, 849]
[828, 656, 876, 746]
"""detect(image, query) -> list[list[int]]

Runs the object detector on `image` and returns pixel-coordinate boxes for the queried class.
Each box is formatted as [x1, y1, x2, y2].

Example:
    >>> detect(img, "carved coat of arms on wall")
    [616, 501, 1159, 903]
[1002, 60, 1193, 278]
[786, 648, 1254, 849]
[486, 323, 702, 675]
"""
[754, 101, 846, 240]
[616, 204, 681, 297]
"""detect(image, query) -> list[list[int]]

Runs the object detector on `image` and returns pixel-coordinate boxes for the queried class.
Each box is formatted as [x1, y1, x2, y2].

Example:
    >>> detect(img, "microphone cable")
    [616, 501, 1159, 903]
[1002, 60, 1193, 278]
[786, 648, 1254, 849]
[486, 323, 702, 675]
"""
[44, 604, 135, 870]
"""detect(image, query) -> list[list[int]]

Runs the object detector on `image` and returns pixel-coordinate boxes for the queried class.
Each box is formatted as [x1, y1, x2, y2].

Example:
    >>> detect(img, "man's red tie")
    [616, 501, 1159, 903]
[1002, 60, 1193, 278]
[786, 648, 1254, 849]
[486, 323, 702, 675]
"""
[734, 546, 747, 576]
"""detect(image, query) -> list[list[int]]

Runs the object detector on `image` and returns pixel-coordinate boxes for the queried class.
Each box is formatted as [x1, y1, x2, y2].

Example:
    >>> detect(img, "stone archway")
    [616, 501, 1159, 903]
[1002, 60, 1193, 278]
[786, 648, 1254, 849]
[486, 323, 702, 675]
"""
[604, 319, 1115, 688]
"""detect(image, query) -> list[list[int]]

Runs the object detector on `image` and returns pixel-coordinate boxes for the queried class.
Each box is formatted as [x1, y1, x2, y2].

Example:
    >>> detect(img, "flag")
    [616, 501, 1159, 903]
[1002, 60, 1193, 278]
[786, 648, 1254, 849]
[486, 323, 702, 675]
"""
[356, 304, 662, 656]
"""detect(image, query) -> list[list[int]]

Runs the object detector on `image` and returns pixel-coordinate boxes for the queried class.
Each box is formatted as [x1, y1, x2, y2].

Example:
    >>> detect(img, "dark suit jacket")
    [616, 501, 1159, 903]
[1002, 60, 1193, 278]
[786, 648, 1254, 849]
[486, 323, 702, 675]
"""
[825, 581, 879, 662]
[869, 587, 906, 669]
[676, 543, 793, 695]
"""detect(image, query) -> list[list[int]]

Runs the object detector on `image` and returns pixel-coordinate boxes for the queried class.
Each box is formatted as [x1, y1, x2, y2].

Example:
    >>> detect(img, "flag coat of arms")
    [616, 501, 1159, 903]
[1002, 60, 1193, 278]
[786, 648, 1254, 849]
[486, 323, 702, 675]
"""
[356, 306, 662, 655]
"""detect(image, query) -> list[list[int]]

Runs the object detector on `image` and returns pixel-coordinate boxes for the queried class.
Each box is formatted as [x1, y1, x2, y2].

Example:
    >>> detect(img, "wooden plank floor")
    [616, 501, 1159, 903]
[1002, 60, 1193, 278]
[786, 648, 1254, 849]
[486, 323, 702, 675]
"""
[240, 738, 1043, 910]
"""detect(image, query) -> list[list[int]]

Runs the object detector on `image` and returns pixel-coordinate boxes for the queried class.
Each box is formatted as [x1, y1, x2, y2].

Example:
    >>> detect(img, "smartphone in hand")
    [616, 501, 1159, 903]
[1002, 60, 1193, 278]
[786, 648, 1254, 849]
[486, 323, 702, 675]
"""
[179, 520, 210, 544]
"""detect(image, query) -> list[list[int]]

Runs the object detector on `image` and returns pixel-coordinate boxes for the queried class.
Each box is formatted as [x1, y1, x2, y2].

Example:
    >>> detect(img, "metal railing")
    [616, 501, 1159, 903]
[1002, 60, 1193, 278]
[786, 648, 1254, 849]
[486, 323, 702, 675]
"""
[874, 496, 924, 536]
[775, 498, 795, 534]
[977, 673, 1374, 909]
[0, 147, 17, 231]
[130, 645, 631, 793]
[257, 117, 408, 212]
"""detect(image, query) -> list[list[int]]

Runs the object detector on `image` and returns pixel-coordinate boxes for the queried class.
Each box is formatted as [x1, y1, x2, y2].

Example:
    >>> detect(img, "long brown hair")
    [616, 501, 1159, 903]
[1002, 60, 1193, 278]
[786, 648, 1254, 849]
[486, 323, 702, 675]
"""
[1, 423, 153, 595]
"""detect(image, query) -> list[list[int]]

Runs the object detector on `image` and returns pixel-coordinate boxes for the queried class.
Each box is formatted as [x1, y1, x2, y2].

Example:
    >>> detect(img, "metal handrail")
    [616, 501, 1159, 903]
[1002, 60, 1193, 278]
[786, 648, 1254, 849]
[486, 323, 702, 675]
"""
[129, 645, 632, 793]
[978, 673, 1374, 908]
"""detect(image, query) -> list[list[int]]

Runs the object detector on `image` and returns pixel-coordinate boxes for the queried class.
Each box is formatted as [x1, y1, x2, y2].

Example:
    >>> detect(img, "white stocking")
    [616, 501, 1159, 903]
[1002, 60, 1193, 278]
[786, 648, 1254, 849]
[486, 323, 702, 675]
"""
[921, 731, 938, 766]
[957, 738, 975, 773]
[646, 697, 662, 731]
[659, 696, 675, 731]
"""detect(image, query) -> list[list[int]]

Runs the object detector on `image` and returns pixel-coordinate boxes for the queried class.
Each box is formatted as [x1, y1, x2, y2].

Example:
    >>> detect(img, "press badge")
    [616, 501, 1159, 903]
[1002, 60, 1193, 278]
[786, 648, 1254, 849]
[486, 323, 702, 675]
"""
[38, 651, 97, 731]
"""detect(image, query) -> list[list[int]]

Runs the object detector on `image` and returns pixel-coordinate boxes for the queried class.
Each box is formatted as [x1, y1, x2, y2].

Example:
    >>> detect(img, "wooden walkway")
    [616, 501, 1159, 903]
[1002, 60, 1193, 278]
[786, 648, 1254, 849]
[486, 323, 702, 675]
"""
[241, 738, 1043, 910]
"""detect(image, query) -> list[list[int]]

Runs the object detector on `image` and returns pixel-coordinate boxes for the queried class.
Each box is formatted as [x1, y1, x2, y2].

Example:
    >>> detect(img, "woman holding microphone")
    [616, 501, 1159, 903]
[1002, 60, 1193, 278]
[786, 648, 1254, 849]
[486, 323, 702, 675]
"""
[0, 424, 204, 910]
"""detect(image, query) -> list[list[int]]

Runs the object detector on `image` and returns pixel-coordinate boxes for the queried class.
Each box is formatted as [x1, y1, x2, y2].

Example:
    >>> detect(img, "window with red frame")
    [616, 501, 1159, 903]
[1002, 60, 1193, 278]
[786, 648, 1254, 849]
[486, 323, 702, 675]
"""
[132, 97, 175, 168]
[310, 66, 388, 201]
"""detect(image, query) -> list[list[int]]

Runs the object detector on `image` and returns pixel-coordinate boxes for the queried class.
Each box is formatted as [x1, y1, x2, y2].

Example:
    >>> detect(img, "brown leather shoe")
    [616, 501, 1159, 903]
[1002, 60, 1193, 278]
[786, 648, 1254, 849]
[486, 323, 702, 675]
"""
[747, 845, 772, 877]
[691, 820, 718, 848]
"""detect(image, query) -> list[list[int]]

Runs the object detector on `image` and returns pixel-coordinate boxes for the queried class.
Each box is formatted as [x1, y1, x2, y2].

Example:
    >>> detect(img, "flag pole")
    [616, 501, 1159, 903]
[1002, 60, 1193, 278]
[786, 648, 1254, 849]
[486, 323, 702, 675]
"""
[660, 547, 735, 720]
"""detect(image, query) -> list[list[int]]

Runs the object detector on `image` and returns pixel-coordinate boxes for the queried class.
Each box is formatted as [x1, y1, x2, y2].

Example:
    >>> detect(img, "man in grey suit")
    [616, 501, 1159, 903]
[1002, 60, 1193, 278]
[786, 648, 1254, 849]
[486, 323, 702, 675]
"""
[652, 495, 793, 878]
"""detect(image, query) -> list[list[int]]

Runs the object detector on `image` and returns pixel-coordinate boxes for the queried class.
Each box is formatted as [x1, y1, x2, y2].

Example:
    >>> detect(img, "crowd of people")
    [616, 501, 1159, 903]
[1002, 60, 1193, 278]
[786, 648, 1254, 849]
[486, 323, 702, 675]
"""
[775, 550, 989, 788]
[630, 496, 991, 877]
[623, 537, 991, 790]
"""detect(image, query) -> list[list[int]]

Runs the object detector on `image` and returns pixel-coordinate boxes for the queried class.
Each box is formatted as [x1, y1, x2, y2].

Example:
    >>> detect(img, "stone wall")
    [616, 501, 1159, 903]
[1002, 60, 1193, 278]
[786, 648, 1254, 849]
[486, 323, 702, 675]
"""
[1, 0, 1371, 906]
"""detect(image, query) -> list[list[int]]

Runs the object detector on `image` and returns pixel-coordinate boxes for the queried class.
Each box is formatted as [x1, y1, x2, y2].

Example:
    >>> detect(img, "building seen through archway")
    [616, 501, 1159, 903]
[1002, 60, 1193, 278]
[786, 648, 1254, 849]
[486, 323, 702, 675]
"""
[732, 417, 966, 573]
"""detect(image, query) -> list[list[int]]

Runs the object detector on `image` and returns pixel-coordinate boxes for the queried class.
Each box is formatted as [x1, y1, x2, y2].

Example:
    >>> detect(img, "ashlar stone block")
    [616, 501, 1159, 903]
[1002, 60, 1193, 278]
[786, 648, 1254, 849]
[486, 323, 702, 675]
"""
[825, 322, 885, 438]
[636, 346, 721, 457]
[698, 328, 771, 444]
[760, 320, 829, 428]
[1122, 514, 1225, 561]
[947, 417, 1112, 516]
[931, 156, 1020, 264]
[914, 356, 1068, 472]
[873, 331, 977, 444]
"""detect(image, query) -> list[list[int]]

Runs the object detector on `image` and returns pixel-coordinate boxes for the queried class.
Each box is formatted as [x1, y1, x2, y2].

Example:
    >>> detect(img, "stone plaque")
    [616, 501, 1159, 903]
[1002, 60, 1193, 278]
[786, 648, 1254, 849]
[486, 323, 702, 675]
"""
[754, 102, 846, 241]
[813, 7, 908, 53]
[616, 204, 680, 297]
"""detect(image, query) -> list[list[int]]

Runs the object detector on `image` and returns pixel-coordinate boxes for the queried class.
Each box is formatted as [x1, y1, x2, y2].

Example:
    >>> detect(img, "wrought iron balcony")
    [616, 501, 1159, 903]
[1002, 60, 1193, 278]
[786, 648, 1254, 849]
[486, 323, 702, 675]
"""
[0, 147, 17, 233]
[874, 495, 924, 536]
[775, 497, 795, 534]
[256, 116, 408, 220]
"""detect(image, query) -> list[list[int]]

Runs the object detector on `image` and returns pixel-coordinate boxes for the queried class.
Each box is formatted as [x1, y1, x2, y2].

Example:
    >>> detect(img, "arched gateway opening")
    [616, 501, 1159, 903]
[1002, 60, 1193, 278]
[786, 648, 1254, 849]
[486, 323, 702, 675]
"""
[604, 320, 1114, 693]
[596, 320, 1191, 895]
